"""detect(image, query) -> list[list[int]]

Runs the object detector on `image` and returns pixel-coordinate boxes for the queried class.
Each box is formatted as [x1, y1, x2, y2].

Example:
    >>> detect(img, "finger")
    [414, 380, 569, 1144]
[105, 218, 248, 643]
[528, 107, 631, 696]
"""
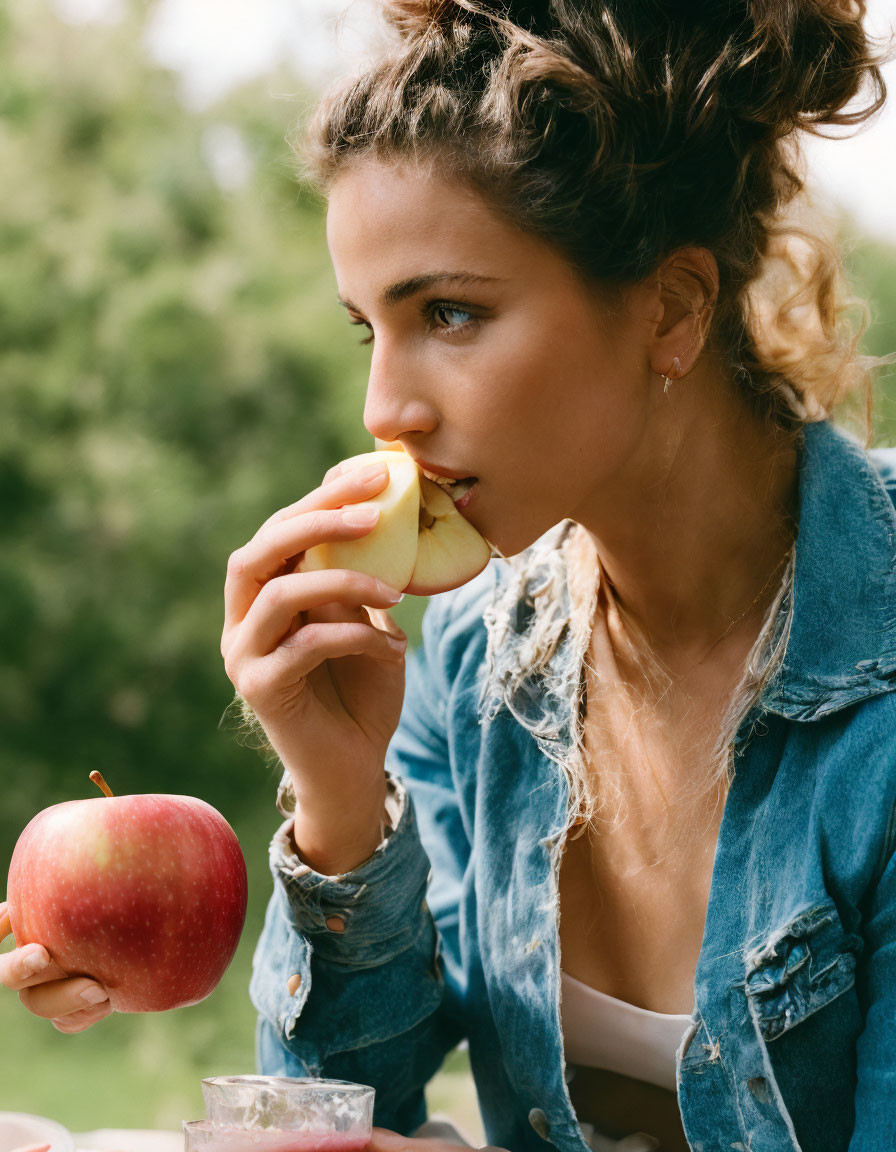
[0, 908, 70, 991]
[278, 620, 408, 663]
[0, 940, 67, 991]
[320, 449, 393, 486]
[243, 621, 408, 699]
[367, 1129, 413, 1152]
[322, 460, 350, 485]
[235, 571, 405, 662]
[12, 1144, 52, 1152]
[366, 605, 408, 642]
[50, 998, 114, 1033]
[366, 1130, 463, 1152]
[227, 504, 381, 606]
[260, 460, 390, 533]
[224, 506, 386, 636]
[19, 974, 110, 1020]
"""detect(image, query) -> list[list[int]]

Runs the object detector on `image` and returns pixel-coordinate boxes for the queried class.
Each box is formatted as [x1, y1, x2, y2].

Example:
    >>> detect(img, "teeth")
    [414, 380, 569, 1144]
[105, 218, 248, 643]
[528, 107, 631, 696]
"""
[418, 468, 477, 503]
[421, 468, 457, 486]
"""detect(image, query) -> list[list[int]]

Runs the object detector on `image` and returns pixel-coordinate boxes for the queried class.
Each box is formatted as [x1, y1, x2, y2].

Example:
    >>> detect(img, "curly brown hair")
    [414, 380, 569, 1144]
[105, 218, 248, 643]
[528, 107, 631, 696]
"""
[300, 0, 894, 435]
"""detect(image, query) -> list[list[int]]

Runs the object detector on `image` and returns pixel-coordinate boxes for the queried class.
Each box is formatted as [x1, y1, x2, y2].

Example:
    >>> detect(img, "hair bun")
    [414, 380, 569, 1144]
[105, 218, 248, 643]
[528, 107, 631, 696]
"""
[384, 0, 889, 140]
[678, 0, 890, 140]
[382, 0, 482, 37]
[383, 0, 555, 39]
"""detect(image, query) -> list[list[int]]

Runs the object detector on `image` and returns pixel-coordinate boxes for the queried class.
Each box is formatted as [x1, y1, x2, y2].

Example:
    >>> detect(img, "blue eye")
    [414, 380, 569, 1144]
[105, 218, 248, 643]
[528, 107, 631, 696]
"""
[434, 306, 472, 329]
[428, 303, 476, 336]
[345, 301, 478, 346]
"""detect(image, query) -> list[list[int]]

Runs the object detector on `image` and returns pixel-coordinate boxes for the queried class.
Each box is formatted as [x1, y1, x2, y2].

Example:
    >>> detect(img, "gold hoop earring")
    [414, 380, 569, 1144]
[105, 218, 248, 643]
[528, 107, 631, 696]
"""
[662, 356, 682, 394]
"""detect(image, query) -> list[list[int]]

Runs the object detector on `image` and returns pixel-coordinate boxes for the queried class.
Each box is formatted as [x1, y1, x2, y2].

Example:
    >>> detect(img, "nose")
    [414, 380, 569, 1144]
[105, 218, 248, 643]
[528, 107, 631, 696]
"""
[362, 338, 438, 443]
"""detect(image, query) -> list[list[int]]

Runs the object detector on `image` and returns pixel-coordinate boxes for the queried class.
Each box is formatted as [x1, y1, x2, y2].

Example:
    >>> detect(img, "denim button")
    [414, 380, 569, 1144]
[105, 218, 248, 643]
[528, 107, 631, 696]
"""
[528, 1108, 551, 1140]
[325, 915, 346, 933]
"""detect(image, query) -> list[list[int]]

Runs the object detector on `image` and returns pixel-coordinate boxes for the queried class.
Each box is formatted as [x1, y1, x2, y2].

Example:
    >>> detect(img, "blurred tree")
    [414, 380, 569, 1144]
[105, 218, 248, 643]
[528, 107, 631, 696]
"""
[0, 1, 432, 1125]
[846, 235, 896, 442]
[0, 0, 427, 858]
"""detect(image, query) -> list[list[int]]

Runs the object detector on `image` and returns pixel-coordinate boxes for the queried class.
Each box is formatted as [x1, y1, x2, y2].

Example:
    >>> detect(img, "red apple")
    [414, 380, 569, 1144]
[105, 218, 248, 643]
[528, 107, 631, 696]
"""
[6, 772, 248, 1013]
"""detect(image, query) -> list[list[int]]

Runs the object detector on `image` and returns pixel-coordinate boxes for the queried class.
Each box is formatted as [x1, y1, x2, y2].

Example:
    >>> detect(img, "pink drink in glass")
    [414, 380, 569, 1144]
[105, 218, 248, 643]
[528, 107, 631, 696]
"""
[184, 1124, 370, 1151]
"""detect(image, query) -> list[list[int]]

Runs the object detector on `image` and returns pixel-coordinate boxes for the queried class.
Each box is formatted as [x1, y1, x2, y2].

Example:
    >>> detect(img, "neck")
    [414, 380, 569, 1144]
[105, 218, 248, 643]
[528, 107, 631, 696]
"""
[574, 358, 800, 667]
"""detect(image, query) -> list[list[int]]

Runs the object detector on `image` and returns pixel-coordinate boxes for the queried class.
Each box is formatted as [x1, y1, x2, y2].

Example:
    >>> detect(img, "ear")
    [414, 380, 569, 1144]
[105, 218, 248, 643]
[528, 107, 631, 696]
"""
[649, 247, 718, 380]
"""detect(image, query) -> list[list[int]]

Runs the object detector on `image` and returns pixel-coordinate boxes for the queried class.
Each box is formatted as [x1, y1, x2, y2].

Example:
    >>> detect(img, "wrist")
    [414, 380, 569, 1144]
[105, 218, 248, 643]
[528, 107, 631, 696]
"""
[288, 820, 387, 875]
[288, 772, 389, 875]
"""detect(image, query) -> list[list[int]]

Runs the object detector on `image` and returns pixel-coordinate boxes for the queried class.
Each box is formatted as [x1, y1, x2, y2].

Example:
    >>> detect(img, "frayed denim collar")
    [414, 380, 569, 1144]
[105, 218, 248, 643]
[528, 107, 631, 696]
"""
[479, 518, 587, 773]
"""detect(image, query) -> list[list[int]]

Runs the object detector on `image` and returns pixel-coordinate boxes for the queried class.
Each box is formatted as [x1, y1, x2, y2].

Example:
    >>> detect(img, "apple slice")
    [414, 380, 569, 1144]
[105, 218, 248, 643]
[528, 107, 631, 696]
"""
[300, 449, 490, 595]
[301, 451, 420, 591]
[406, 476, 488, 594]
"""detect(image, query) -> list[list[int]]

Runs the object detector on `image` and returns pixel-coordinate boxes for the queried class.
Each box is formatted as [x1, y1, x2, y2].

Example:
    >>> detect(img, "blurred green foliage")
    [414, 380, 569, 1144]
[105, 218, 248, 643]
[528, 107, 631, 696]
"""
[0, 0, 428, 847]
[0, 0, 431, 1129]
[0, 0, 893, 1134]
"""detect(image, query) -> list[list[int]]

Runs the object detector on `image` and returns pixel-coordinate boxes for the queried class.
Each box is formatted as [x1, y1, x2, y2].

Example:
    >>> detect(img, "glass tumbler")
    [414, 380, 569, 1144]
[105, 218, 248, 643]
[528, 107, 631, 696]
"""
[185, 1076, 375, 1151]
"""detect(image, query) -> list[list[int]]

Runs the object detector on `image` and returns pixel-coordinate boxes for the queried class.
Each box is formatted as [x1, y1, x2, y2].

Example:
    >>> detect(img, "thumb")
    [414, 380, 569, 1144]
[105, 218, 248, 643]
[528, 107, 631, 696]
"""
[1, 900, 13, 944]
[366, 606, 407, 643]
[367, 1130, 414, 1152]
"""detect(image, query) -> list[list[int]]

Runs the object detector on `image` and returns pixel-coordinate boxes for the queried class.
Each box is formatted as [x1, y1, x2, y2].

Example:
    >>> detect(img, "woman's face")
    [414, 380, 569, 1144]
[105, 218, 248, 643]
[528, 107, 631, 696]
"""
[326, 158, 661, 558]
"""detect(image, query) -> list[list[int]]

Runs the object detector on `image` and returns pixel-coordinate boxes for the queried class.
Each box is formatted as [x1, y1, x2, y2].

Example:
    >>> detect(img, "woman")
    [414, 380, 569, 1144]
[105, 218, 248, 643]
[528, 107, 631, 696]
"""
[2, 1, 894, 1149]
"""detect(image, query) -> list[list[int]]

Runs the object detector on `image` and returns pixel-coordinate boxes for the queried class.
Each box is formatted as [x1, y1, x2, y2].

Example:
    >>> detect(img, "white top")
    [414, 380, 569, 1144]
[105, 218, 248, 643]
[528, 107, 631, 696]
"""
[560, 970, 693, 1093]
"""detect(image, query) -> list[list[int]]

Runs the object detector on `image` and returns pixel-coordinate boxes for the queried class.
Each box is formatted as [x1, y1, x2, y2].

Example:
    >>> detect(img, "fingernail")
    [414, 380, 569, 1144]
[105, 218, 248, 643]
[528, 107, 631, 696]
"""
[342, 506, 379, 527]
[387, 634, 408, 649]
[377, 582, 404, 603]
[23, 947, 49, 975]
[80, 985, 109, 1005]
[357, 463, 388, 485]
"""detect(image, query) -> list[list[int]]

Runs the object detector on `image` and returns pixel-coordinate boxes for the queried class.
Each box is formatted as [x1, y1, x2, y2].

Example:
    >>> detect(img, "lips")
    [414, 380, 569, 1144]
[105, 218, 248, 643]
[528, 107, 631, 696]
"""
[453, 479, 478, 511]
[405, 457, 477, 505]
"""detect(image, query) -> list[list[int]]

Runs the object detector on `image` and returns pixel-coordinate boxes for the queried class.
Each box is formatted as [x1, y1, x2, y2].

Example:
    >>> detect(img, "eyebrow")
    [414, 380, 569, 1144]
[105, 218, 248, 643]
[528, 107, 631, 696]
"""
[337, 271, 504, 312]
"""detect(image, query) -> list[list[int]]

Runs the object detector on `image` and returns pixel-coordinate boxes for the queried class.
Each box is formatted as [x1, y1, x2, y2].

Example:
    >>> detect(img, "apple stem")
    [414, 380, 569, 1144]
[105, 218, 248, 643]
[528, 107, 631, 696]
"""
[89, 770, 115, 798]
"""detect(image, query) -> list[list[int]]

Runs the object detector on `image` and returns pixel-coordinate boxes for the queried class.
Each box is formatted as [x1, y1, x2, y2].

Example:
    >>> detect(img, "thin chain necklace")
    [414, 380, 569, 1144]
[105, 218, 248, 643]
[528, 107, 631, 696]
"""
[605, 544, 793, 683]
[682, 549, 791, 676]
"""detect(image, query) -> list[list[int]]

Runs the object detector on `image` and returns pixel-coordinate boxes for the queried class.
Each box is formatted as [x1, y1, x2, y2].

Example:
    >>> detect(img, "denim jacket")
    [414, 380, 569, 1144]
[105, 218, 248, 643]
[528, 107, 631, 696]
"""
[250, 420, 896, 1152]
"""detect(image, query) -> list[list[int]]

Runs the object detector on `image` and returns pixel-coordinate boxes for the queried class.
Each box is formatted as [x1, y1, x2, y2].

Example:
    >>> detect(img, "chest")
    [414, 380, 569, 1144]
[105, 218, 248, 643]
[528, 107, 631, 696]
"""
[557, 644, 733, 1014]
[554, 689, 727, 1147]
[557, 812, 720, 1015]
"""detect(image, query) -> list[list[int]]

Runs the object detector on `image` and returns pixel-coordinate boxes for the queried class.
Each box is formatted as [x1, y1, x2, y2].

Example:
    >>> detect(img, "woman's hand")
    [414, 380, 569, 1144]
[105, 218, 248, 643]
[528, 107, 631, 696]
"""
[367, 1127, 510, 1152]
[0, 901, 112, 1033]
[221, 461, 409, 864]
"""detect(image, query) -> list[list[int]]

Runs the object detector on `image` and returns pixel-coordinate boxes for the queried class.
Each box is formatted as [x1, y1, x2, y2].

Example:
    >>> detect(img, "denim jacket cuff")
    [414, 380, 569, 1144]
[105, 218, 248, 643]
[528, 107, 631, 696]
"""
[274, 767, 400, 842]
[269, 771, 434, 967]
